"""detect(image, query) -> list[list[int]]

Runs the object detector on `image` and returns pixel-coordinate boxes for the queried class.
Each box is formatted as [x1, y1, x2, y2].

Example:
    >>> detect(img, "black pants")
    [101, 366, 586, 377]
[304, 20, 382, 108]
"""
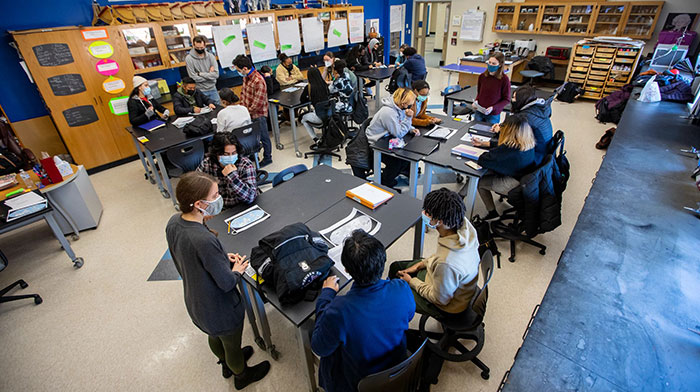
[259, 116, 273, 161]
[381, 155, 409, 187]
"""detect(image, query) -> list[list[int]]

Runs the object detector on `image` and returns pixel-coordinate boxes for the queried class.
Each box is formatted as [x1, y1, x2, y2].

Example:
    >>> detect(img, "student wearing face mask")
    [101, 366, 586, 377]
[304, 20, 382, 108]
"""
[127, 76, 169, 127]
[166, 171, 270, 388]
[401, 47, 427, 83]
[391, 44, 409, 68]
[216, 88, 251, 133]
[388, 188, 481, 318]
[173, 76, 216, 116]
[276, 53, 305, 86]
[473, 52, 511, 124]
[321, 51, 336, 83]
[185, 35, 221, 105]
[196, 133, 259, 208]
[410, 80, 441, 127]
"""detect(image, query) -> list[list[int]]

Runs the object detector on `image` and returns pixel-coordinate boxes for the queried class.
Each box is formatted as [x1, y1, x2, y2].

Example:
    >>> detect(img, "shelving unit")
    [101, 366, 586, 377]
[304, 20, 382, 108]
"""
[159, 21, 194, 67]
[493, 4, 517, 32]
[514, 4, 543, 33]
[121, 24, 164, 72]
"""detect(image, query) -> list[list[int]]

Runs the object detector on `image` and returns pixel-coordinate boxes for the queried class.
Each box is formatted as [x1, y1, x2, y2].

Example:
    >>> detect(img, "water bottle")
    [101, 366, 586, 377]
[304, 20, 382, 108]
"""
[19, 169, 33, 189]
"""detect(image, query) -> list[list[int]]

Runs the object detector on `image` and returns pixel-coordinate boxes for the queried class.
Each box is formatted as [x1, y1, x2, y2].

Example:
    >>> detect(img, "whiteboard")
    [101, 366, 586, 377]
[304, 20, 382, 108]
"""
[327, 19, 349, 48]
[460, 10, 485, 42]
[246, 22, 277, 63]
[277, 19, 302, 56]
[301, 17, 325, 53]
[348, 12, 364, 43]
[213, 24, 246, 69]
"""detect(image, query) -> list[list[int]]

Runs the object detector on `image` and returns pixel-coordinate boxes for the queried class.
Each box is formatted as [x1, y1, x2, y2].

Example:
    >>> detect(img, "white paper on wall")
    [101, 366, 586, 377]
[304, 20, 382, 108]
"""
[327, 19, 349, 48]
[390, 5, 402, 33]
[460, 10, 485, 42]
[348, 12, 364, 43]
[301, 17, 325, 53]
[246, 22, 277, 63]
[213, 24, 246, 68]
[277, 19, 302, 56]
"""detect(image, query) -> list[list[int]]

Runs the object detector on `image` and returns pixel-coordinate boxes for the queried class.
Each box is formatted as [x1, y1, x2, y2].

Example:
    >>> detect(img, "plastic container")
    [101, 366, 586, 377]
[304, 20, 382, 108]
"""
[19, 169, 33, 189]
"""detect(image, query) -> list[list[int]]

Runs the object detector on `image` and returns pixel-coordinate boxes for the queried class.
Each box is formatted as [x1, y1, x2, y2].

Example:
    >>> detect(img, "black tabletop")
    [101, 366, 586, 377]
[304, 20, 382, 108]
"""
[446, 86, 554, 112]
[354, 67, 395, 81]
[269, 83, 311, 109]
[0, 191, 53, 233]
[126, 107, 220, 153]
[421, 115, 487, 177]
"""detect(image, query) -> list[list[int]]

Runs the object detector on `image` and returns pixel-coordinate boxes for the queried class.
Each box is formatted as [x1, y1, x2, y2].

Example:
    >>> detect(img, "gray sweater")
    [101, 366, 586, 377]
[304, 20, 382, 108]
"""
[185, 49, 220, 92]
[365, 96, 413, 143]
[165, 214, 244, 336]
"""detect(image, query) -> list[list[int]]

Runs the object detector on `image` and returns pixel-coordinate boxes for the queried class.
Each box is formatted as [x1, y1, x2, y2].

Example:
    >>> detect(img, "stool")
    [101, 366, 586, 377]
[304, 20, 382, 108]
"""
[519, 70, 544, 86]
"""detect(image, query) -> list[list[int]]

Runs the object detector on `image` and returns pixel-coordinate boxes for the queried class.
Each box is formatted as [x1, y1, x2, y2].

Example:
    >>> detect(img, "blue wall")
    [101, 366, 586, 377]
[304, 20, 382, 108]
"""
[0, 0, 411, 123]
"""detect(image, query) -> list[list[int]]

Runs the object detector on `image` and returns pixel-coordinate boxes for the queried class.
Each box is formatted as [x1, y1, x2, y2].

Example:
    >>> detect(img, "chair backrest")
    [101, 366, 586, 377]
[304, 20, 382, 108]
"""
[165, 139, 205, 173]
[272, 164, 308, 187]
[548, 130, 565, 157]
[0, 249, 7, 272]
[229, 119, 263, 157]
[357, 338, 428, 392]
[470, 250, 494, 319]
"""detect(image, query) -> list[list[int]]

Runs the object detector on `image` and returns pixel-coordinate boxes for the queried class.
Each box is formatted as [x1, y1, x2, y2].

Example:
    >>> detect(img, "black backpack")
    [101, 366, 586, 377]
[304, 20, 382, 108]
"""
[386, 66, 411, 94]
[471, 216, 501, 267]
[550, 130, 570, 197]
[352, 75, 369, 125]
[555, 82, 582, 103]
[183, 116, 213, 137]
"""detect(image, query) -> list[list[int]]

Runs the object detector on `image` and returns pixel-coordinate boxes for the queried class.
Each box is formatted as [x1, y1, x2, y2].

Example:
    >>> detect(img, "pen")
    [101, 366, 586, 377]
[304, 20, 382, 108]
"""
[227, 220, 231, 234]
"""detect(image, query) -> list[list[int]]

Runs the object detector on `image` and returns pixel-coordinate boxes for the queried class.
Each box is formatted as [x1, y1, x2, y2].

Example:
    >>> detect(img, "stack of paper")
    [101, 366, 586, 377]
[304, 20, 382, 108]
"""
[5, 192, 47, 222]
[346, 183, 394, 209]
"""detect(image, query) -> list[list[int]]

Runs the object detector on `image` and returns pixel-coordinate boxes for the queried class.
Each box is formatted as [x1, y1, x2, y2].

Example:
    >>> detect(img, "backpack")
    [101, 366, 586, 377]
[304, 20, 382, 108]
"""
[183, 116, 213, 137]
[386, 66, 411, 94]
[555, 82, 582, 103]
[595, 84, 633, 124]
[550, 130, 570, 197]
[352, 75, 369, 125]
[471, 216, 501, 267]
[317, 112, 348, 151]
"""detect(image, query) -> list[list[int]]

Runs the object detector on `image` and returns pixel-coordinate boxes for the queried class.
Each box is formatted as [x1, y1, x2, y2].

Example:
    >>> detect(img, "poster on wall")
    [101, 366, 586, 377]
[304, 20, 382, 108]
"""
[102, 76, 125, 94]
[327, 19, 349, 48]
[348, 12, 364, 43]
[81, 29, 108, 41]
[212, 24, 246, 69]
[109, 96, 129, 116]
[390, 5, 402, 33]
[95, 59, 119, 76]
[246, 22, 277, 63]
[460, 10, 485, 42]
[88, 41, 114, 59]
[661, 13, 699, 32]
[301, 17, 325, 53]
[277, 19, 302, 56]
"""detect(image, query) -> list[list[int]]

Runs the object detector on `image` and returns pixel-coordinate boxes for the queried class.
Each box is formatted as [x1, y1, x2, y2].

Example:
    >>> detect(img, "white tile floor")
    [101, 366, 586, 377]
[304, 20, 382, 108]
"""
[0, 67, 608, 391]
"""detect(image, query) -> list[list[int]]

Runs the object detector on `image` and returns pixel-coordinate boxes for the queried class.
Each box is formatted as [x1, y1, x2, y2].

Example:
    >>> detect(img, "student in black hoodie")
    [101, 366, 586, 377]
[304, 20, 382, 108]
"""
[172, 76, 216, 116]
[476, 114, 536, 220]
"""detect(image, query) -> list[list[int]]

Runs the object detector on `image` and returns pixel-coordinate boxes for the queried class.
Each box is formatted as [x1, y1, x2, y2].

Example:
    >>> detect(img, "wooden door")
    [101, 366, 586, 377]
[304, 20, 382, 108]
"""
[562, 3, 597, 36]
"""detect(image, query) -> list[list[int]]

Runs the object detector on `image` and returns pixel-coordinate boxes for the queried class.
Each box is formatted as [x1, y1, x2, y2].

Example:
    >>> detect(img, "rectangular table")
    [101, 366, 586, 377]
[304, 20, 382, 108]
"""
[268, 84, 312, 158]
[444, 85, 555, 117]
[354, 68, 395, 112]
[208, 164, 424, 391]
[455, 57, 526, 86]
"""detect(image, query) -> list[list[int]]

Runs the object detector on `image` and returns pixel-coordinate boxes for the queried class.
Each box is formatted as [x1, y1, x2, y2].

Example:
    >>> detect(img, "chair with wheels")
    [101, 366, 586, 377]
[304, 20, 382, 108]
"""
[418, 250, 494, 382]
[165, 139, 205, 177]
[357, 338, 428, 392]
[229, 119, 269, 183]
[0, 250, 42, 305]
[272, 164, 308, 187]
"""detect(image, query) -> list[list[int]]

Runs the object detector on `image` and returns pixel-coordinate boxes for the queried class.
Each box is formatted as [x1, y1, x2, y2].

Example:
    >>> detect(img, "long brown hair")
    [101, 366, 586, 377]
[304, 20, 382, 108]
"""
[483, 52, 505, 79]
[176, 171, 216, 214]
[498, 114, 535, 151]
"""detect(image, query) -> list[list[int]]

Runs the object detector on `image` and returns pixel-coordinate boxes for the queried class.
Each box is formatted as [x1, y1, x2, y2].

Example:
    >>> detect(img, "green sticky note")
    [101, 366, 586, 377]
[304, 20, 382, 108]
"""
[333, 29, 342, 37]
[253, 40, 266, 49]
[223, 35, 236, 45]
[281, 44, 292, 50]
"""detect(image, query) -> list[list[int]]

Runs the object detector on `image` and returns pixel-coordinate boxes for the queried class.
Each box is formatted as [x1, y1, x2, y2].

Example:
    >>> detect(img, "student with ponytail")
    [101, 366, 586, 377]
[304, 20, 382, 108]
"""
[472, 52, 511, 124]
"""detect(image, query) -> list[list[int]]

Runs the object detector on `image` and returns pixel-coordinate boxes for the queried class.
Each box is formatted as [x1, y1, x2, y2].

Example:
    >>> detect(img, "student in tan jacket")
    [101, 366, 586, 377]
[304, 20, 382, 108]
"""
[389, 188, 481, 317]
[410, 80, 442, 128]
[276, 53, 305, 86]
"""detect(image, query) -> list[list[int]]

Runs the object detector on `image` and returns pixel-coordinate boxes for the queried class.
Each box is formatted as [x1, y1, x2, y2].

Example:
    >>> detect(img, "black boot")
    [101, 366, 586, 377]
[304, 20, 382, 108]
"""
[217, 346, 255, 379]
[234, 361, 271, 390]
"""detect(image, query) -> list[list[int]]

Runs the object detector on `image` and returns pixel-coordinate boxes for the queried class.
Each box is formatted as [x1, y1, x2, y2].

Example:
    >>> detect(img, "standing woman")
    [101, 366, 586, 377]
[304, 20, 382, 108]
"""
[166, 172, 270, 389]
[321, 52, 336, 83]
[301, 67, 331, 142]
[128, 76, 169, 127]
[472, 52, 511, 124]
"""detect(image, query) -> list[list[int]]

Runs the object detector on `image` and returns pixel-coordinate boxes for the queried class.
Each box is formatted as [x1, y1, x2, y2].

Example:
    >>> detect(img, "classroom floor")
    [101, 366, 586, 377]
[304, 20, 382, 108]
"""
[0, 68, 609, 391]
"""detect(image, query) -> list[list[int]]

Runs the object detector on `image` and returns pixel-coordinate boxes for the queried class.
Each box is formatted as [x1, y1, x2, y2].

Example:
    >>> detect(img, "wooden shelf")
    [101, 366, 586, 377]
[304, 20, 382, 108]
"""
[129, 52, 161, 57]
[134, 64, 168, 74]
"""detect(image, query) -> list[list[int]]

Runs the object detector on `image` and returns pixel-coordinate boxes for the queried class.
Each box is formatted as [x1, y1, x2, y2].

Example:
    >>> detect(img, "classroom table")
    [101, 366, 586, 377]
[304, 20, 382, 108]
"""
[444, 85, 555, 117]
[125, 108, 220, 206]
[208, 164, 424, 392]
[456, 57, 526, 86]
[268, 84, 312, 158]
[354, 67, 395, 112]
[0, 191, 84, 268]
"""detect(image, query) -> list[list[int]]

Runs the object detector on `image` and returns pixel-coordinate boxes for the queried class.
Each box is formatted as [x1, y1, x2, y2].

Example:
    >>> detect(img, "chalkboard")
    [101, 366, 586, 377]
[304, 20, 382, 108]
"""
[63, 105, 98, 127]
[33, 43, 74, 67]
[48, 74, 86, 96]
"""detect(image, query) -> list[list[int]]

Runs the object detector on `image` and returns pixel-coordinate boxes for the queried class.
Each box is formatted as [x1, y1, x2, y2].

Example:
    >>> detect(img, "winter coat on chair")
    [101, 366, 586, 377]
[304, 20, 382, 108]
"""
[505, 155, 561, 237]
[517, 94, 554, 166]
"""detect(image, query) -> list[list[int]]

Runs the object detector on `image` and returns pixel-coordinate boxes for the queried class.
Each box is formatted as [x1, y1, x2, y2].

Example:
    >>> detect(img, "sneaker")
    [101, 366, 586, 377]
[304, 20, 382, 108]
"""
[234, 361, 271, 390]
[259, 158, 273, 168]
[482, 210, 500, 221]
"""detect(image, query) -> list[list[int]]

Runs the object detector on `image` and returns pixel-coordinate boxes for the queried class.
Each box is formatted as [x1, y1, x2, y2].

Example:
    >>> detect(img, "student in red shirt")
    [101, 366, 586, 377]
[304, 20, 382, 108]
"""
[232, 55, 273, 167]
[472, 52, 511, 124]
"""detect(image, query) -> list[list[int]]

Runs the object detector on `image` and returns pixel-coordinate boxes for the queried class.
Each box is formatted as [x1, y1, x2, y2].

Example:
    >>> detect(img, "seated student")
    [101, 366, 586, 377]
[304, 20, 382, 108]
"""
[259, 65, 280, 96]
[475, 114, 536, 220]
[401, 47, 427, 83]
[391, 44, 409, 67]
[389, 188, 481, 318]
[321, 52, 336, 83]
[510, 85, 554, 166]
[364, 38, 383, 67]
[300, 67, 330, 143]
[345, 45, 369, 72]
[472, 52, 511, 124]
[173, 76, 216, 116]
[365, 88, 419, 187]
[216, 88, 251, 133]
[128, 76, 169, 127]
[275, 53, 305, 86]
[328, 60, 354, 114]
[196, 133, 259, 208]
[411, 80, 442, 127]
[312, 230, 415, 392]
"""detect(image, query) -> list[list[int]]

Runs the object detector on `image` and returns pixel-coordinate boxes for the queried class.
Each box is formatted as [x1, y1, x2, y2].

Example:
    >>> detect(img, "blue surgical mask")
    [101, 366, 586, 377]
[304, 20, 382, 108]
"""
[219, 154, 238, 166]
[421, 212, 437, 229]
[197, 194, 223, 217]
[487, 64, 500, 73]
[234, 69, 244, 77]
[416, 95, 428, 102]
[143, 86, 152, 96]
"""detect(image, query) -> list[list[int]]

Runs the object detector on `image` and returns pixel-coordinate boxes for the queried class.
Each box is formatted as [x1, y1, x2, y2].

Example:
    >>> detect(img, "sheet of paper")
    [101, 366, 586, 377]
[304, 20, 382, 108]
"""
[348, 12, 364, 43]
[327, 19, 349, 48]
[172, 116, 194, 128]
[461, 133, 491, 143]
[390, 5, 403, 33]
[301, 17, 325, 53]
[347, 183, 393, 208]
[213, 24, 246, 69]
[426, 125, 457, 140]
[282, 86, 300, 93]
[277, 19, 302, 56]
[246, 22, 277, 63]
[5, 192, 45, 210]
[295, 82, 308, 87]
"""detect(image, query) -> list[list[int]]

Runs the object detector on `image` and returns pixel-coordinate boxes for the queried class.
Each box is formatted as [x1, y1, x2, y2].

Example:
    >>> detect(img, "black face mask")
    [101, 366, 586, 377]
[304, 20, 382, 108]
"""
[284, 63, 293, 70]
[195, 48, 205, 54]
[186, 89, 195, 95]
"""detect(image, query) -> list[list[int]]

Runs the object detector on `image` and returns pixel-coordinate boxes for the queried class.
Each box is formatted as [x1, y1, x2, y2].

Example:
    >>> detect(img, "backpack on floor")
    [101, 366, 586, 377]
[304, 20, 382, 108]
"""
[386, 66, 411, 94]
[471, 216, 501, 267]
[595, 84, 633, 124]
[555, 82, 582, 103]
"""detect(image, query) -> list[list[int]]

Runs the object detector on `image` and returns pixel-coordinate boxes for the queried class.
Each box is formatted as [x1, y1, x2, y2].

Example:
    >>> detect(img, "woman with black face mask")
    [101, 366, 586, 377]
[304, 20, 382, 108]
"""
[275, 53, 304, 86]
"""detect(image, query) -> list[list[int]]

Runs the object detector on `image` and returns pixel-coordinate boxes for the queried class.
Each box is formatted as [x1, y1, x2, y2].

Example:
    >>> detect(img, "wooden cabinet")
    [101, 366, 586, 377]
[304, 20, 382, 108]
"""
[563, 3, 596, 35]
[539, 4, 568, 34]
[159, 21, 195, 67]
[493, 3, 518, 32]
[621, 1, 663, 39]
[514, 4, 543, 33]
[590, 2, 629, 36]
[119, 23, 167, 74]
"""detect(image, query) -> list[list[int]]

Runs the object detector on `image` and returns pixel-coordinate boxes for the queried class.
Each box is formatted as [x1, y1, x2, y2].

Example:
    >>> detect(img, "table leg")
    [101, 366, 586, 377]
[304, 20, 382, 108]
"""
[45, 211, 83, 268]
[463, 175, 480, 219]
[374, 80, 382, 112]
[239, 280, 264, 350]
[413, 218, 425, 260]
[289, 108, 301, 158]
[249, 285, 278, 359]
[447, 99, 454, 117]
[45, 192, 80, 240]
[132, 135, 155, 184]
[298, 318, 318, 392]
[447, 72, 452, 86]
[270, 103, 283, 150]
[408, 160, 419, 198]
[155, 152, 176, 206]
[373, 149, 382, 185]
[144, 151, 165, 194]
[422, 163, 434, 199]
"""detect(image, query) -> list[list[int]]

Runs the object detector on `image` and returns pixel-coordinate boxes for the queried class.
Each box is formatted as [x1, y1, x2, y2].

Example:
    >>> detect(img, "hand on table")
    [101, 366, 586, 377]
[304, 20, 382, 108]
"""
[229, 253, 249, 274]
[323, 275, 339, 292]
[208, 103, 216, 110]
[491, 123, 500, 133]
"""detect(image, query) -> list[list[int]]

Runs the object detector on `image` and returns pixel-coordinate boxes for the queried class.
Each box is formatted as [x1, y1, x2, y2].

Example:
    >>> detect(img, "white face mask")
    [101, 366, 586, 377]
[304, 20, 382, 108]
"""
[196, 195, 223, 217]
[324, 60, 333, 67]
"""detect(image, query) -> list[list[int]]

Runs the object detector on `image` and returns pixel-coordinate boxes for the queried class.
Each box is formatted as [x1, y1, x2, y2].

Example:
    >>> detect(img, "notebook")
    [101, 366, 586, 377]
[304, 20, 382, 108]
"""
[451, 144, 488, 160]
[403, 137, 440, 156]
[346, 183, 394, 209]
[424, 125, 457, 140]
[468, 123, 495, 137]
[138, 119, 166, 132]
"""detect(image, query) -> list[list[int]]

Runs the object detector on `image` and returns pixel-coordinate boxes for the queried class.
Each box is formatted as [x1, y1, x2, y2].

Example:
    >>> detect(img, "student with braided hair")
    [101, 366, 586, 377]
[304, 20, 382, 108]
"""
[389, 188, 481, 317]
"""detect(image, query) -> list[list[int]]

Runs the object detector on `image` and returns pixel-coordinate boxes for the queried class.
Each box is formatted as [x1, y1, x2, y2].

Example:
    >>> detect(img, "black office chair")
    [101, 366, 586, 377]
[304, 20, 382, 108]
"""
[229, 119, 269, 183]
[418, 250, 494, 381]
[0, 250, 42, 305]
[357, 338, 428, 392]
[272, 164, 308, 187]
[345, 117, 373, 180]
[165, 139, 205, 177]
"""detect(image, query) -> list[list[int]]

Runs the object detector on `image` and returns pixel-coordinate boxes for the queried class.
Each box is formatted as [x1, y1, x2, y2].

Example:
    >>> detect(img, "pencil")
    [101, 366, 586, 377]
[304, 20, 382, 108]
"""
[227, 220, 231, 234]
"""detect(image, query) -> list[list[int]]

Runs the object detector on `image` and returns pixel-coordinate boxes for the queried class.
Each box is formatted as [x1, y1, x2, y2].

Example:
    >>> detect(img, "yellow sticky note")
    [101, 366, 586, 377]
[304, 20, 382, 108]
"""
[137, 136, 149, 143]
